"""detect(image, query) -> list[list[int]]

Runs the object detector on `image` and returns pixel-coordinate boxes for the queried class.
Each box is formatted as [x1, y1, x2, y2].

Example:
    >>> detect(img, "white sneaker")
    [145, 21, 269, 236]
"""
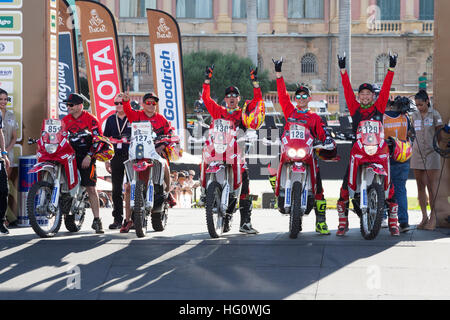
[381, 218, 388, 228]
[239, 223, 259, 234]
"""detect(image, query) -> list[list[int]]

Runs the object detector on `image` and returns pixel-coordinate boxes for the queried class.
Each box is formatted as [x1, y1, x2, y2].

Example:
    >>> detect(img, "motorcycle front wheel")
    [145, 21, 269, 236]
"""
[360, 181, 384, 240]
[205, 181, 224, 238]
[289, 181, 303, 239]
[27, 180, 62, 238]
[133, 180, 148, 238]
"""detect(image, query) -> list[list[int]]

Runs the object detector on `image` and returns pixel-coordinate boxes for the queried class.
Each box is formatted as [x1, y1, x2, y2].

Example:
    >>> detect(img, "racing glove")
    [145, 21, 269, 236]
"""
[205, 64, 214, 80]
[322, 137, 336, 150]
[389, 52, 398, 69]
[337, 53, 346, 69]
[272, 57, 283, 72]
[250, 67, 258, 82]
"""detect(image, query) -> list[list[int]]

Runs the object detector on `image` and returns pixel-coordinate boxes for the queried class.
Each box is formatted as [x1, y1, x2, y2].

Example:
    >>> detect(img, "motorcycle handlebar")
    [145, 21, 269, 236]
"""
[28, 137, 38, 145]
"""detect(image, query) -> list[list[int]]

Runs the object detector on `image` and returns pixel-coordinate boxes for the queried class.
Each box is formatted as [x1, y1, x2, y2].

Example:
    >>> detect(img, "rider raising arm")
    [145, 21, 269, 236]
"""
[202, 65, 263, 126]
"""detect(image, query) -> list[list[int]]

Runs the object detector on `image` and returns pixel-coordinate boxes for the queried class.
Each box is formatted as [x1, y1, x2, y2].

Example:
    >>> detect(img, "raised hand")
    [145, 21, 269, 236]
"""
[250, 67, 258, 81]
[272, 57, 283, 72]
[337, 53, 346, 69]
[205, 64, 214, 80]
[389, 51, 398, 69]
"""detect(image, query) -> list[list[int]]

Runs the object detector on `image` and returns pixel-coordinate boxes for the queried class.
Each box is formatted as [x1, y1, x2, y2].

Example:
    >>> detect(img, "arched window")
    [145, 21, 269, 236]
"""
[375, 53, 389, 83]
[135, 52, 150, 74]
[301, 53, 317, 74]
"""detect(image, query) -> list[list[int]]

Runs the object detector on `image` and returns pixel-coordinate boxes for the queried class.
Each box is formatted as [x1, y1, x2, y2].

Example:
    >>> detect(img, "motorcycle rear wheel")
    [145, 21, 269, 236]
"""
[360, 182, 384, 240]
[205, 181, 224, 238]
[289, 181, 303, 239]
[27, 180, 62, 238]
[133, 180, 148, 238]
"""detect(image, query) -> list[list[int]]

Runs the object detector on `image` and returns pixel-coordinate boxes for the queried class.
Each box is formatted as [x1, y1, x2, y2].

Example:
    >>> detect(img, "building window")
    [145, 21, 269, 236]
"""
[176, 0, 213, 19]
[232, 0, 269, 19]
[136, 52, 150, 74]
[375, 53, 389, 83]
[301, 53, 317, 74]
[378, 0, 400, 21]
[419, 0, 434, 20]
[288, 0, 324, 19]
[119, 0, 157, 18]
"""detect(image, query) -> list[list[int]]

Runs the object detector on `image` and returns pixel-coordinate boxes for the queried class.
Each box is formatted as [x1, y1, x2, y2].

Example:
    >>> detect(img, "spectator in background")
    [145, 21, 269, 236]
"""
[186, 170, 200, 202]
[177, 171, 192, 208]
[418, 72, 428, 91]
[103, 93, 132, 232]
[383, 97, 415, 232]
[170, 171, 179, 206]
[0, 89, 18, 176]
[410, 90, 444, 231]
[0, 93, 10, 234]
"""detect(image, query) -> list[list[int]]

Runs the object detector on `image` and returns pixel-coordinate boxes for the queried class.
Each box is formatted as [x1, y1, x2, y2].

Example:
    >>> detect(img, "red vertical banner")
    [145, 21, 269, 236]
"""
[77, 0, 123, 129]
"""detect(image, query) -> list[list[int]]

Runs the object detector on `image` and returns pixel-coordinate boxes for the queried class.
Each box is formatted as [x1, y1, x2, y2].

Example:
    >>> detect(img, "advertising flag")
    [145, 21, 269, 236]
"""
[58, 0, 79, 119]
[77, 0, 123, 129]
[147, 9, 186, 147]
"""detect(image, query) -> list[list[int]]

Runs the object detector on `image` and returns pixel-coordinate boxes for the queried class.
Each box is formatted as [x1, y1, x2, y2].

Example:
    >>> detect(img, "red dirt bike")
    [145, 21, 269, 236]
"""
[27, 119, 90, 238]
[200, 119, 247, 238]
[274, 119, 338, 239]
[335, 119, 391, 240]
[124, 121, 180, 238]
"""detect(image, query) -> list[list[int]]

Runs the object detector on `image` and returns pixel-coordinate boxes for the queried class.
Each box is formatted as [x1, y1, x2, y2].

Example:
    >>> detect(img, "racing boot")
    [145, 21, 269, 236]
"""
[277, 196, 285, 214]
[198, 187, 206, 207]
[387, 201, 400, 236]
[239, 199, 258, 234]
[315, 199, 330, 235]
[336, 199, 349, 236]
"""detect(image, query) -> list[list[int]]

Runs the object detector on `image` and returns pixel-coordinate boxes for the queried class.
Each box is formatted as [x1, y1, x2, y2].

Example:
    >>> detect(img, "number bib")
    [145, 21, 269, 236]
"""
[213, 119, 232, 134]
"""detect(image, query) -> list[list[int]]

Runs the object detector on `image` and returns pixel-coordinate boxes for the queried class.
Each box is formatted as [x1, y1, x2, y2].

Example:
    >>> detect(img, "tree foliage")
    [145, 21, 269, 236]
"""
[182, 50, 271, 112]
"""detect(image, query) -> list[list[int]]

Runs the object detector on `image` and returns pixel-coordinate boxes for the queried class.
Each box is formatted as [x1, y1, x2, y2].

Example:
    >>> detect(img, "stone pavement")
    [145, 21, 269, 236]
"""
[0, 208, 449, 300]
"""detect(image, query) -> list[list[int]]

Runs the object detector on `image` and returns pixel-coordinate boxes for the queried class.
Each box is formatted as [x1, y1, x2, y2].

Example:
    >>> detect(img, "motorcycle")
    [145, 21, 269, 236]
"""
[125, 121, 179, 238]
[200, 119, 247, 238]
[274, 119, 338, 239]
[26, 119, 89, 238]
[335, 119, 390, 240]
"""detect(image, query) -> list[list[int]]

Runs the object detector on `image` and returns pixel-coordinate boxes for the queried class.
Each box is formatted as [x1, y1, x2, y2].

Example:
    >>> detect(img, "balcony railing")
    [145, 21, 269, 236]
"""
[368, 21, 402, 33]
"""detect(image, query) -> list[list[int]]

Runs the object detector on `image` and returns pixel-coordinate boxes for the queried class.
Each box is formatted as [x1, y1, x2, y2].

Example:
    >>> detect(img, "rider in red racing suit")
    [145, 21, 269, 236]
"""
[200, 65, 261, 234]
[336, 52, 400, 236]
[121, 92, 176, 206]
[272, 58, 337, 235]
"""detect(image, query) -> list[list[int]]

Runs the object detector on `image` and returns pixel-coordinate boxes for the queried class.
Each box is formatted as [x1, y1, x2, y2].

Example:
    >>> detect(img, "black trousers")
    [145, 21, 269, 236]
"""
[0, 159, 8, 222]
[111, 153, 128, 222]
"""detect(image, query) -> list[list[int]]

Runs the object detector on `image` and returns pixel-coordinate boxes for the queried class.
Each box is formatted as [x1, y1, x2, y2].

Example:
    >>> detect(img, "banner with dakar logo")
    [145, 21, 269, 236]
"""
[77, 0, 123, 129]
[58, 0, 79, 119]
[147, 9, 186, 148]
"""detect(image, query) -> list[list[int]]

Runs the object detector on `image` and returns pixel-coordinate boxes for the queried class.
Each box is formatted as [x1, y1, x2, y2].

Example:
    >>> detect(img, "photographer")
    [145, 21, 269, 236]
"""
[383, 96, 415, 232]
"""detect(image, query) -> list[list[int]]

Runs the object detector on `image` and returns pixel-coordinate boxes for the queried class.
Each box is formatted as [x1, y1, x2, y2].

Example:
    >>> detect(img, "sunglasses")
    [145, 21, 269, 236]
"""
[295, 94, 309, 99]
[67, 103, 77, 107]
[114, 102, 123, 105]
[145, 100, 157, 105]
[226, 93, 239, 98]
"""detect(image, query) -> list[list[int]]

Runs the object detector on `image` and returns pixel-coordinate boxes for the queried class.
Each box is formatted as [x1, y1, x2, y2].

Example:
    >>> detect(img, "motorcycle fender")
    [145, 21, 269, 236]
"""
[206, 164, 224, 174]
[29, 162, 57, 180]
[133, 161, 153, 172]
[367, 164, 387, 176]
[292, 162, 306, 173]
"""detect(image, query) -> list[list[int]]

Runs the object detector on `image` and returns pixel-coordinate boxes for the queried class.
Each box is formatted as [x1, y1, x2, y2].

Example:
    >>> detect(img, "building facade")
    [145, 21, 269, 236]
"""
[96, 0, 434, 94]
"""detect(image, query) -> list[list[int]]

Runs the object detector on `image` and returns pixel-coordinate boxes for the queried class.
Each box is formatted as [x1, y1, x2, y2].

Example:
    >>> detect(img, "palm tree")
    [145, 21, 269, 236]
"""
[247, 0, 258, 66]
[338, 0, 351, 113]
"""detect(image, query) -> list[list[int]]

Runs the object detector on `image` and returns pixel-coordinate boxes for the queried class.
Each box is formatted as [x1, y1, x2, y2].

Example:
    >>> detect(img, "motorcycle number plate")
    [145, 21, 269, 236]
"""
[360, 121, 379, 134]
[44, 119, 62, 134]
[289, 125, 305, 140]
[213, 119, 232, 134]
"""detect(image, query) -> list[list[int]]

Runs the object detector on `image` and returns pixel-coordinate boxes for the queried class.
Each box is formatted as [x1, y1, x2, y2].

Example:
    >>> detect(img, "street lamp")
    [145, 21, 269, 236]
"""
[121, 44, 135, 91]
